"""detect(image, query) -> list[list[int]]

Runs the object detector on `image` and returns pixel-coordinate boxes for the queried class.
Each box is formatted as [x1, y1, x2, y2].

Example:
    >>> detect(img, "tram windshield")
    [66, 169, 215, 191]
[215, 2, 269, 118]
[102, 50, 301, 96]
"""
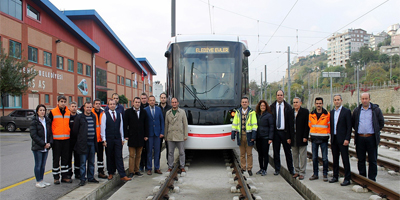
[173, 41, 242, 107]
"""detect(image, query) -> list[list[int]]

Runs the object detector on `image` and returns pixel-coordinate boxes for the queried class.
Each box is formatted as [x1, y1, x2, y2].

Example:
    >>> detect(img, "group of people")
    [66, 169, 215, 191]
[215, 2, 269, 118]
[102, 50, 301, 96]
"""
[231, 90, 384, 186]
[30, 92, 188, 188]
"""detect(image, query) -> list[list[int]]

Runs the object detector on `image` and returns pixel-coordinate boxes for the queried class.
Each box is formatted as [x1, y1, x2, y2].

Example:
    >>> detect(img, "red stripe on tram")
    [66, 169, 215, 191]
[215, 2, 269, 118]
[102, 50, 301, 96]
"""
[188, 132, 231, 138]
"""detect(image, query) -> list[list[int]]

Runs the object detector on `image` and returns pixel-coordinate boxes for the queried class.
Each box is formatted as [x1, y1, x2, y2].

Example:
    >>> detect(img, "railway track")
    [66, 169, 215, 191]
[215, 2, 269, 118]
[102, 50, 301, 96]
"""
[307, 151, 400, 200]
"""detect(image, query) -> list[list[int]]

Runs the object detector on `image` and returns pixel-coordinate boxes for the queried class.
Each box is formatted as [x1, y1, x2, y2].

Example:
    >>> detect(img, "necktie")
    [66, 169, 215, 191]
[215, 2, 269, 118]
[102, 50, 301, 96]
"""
[277, 103, 281, 129]
[112, 111, 116, 122]
[152, 108, 155, 118]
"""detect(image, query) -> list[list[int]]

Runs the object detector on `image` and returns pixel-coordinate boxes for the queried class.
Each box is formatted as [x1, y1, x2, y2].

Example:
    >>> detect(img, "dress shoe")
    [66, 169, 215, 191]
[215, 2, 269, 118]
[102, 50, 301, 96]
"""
[79, 180, 86, 186]
[274, 171, 280, 176]
[36, 182, 46, 188]
[42, 181, 51, 186]
[154, 169, 163, 174]
[88, 179, 99, 183]
[261, 170, 267, 176]
[341, 180, 351, 186]
[167, 168, 172, 172]
[135, 172, 143, 177]
[292, 173, 299, 178]
[54, 179, 60, 185]
[299, 175, 304, 180]
[323, 175, 328, 182]
[309, 175, 319, 180]
[147, 170, 152, 175]
[75, 174, 81, 179]
[98, 172, 107, 179]
[329, 177, 338, 183]
[61, 178, 72, 183]
[256, 169, 263, 175]
[107, 174, 113, 180]
[181, 168, 186, 173]
[120, 176, 132, 181]
[128, 173, 134, 178]
[248, 170, 253, 176]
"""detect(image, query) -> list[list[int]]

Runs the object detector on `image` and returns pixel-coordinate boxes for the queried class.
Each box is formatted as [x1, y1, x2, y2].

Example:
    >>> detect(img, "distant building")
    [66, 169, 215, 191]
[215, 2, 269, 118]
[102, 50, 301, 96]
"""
[327, 28, 369, 67]
[380, 29, 400, 57]
[152, 81, 164, 103]
[391, 29, 400, 46]
[387, 23, 399, 36]
[369, 31, 388, 50]
[310, 47, 325, 56]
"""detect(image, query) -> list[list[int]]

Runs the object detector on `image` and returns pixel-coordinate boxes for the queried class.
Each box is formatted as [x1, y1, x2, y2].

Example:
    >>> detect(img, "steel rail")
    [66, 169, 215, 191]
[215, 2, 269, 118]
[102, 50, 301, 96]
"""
[230, 149, 254, 200]
[153, 164, 180, 200]
[307, 151, 400, 200]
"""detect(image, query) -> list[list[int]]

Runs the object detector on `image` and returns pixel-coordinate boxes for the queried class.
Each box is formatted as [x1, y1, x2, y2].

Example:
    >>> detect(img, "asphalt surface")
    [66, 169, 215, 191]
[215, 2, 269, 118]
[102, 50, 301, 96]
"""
[0, 130, 81, 200]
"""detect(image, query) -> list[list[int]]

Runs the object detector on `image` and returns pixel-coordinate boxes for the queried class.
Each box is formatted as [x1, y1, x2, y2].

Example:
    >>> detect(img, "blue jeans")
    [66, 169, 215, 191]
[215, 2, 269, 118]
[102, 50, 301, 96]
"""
[312, 142, 328, 176]
[79, 143, 96, 181]
[33, 150, 49, 182]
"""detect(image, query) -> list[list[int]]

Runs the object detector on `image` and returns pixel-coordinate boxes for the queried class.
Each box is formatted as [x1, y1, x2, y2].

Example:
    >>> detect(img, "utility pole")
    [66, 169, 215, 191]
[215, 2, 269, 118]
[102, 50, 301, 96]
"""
[171, 0, 176, 37]
[264, 65, 267, 100]
[261, 72, 263, 101]
[357, 63, 360, 106]
[390, 55, 392, 83]
[288, 46, 291, 103]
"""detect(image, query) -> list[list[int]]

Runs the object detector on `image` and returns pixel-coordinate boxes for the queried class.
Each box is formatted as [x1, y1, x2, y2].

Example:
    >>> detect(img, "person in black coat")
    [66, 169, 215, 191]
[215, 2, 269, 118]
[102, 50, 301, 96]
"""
[73, 102, 99, 186]
[30, 104, 53, 188]
[287, 97, 309, 180]
[255, 100, 274, 176]
[270, 90, 294, 175]
[124, 97, 149, 177]
[352, 93, 384, 181]
[158, 93, 172, 161]
[329, 94, 352, 186]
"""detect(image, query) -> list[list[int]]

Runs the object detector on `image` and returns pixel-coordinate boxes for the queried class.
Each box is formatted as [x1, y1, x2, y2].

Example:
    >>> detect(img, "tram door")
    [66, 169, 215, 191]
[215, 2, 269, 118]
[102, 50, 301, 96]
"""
[28, 94, 39, 109]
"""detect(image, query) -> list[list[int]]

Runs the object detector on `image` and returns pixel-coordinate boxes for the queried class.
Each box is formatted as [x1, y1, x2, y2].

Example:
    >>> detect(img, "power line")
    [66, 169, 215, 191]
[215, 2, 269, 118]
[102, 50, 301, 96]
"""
[251, 0, 299, 64]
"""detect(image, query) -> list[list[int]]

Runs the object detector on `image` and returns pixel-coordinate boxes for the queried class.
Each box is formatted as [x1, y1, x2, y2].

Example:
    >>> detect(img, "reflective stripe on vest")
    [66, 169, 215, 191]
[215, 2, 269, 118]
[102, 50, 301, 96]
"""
[311, 124, 328, 128]
[92, 108, 103, 142]
[51, 107, 70, 140]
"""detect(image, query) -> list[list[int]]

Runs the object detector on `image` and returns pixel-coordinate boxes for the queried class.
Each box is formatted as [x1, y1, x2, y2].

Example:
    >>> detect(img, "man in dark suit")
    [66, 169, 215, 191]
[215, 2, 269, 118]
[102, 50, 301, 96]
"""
[144, 95, 164, 175]
[287, 97, 309, 180]
[270, 90, 294, 175]
[158, 93, 171, 161]
[123, 97, 149, 178]
[329, 94, 352, 186]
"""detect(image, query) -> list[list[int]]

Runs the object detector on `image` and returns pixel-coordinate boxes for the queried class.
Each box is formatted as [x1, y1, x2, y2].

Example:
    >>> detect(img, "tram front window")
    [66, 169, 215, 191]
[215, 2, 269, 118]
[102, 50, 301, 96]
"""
[175, 42, 240, 106]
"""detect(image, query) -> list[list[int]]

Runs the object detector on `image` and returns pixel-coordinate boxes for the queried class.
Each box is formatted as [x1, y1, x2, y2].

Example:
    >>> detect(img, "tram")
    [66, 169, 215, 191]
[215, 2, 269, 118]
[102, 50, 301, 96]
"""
[164, 35, 250, 149]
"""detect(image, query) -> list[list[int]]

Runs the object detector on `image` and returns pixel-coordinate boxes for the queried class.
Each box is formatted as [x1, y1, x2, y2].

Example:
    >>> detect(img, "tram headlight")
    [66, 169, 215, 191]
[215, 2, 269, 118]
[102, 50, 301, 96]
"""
[230, 111, 235, 117]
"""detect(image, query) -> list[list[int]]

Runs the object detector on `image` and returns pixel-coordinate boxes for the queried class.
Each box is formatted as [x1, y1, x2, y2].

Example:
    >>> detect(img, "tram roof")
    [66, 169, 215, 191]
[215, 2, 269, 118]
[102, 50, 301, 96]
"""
[168, 35, 248, 49]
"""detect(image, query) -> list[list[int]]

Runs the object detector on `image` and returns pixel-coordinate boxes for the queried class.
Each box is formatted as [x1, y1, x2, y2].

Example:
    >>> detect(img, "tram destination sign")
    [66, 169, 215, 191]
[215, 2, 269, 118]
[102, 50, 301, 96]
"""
[185, 46, 230, 54]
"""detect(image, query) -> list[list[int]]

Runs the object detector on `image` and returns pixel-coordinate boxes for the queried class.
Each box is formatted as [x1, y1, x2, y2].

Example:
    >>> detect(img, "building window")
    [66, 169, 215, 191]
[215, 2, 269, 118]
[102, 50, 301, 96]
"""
[0, 0, 22, 20]
[45, 94, 49, 103]
[28, 46, 38, 63]
[43, 51, 52, 67]
[86, 65, 91, 76]
[68, 96, 72, 103]
[27, 4, 39, 20]
[126, 78, 131, 87]
[0, 94, 21, 108]
[86, 97, 91, 103]
[9, 40, 21, 58]
[121, 77, 124, 85]
[150, 86, 152, 92]
[78, 96, 83, 107]
[77, 62, 83, 74]
[56, 56, 63, 69]
[96, 68, 107, 87]
[117, 76, 120, 84]
[132, 80, 137, 88]
[67, 59, 74, 72]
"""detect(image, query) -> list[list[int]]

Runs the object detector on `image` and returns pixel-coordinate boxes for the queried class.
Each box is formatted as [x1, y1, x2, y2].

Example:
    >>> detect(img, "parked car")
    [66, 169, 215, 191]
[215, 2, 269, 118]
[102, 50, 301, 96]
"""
[0, 109, 36, 132]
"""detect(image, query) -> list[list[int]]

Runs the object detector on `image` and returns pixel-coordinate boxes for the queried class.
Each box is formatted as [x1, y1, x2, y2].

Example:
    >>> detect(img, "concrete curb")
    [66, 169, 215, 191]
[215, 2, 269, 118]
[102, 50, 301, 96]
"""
[268, 155, 320, 200]
[58, 155, 130, 200]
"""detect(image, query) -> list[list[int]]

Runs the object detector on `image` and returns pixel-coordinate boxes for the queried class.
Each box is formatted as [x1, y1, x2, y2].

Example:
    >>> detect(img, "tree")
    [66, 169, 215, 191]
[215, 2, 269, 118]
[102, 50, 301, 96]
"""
[0, 49, 37, 116]
[365, 65, 386, 84]
[119, 94, 128, 105]
[378, 54, 389, 63]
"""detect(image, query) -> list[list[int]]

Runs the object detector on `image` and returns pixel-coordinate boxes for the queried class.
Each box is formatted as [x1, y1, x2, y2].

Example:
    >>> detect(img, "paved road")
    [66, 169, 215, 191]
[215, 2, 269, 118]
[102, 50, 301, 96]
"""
[0, 130, 128, 200]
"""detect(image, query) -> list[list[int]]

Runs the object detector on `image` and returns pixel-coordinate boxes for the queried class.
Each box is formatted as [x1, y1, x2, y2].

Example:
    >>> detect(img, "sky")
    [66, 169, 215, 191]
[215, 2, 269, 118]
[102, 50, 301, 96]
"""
[50, 0, 399, 87]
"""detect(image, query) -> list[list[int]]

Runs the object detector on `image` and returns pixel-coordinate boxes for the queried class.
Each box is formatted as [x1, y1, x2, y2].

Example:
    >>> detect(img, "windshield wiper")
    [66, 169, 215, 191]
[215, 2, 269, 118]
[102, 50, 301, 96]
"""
[180, 81, 208, 110]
